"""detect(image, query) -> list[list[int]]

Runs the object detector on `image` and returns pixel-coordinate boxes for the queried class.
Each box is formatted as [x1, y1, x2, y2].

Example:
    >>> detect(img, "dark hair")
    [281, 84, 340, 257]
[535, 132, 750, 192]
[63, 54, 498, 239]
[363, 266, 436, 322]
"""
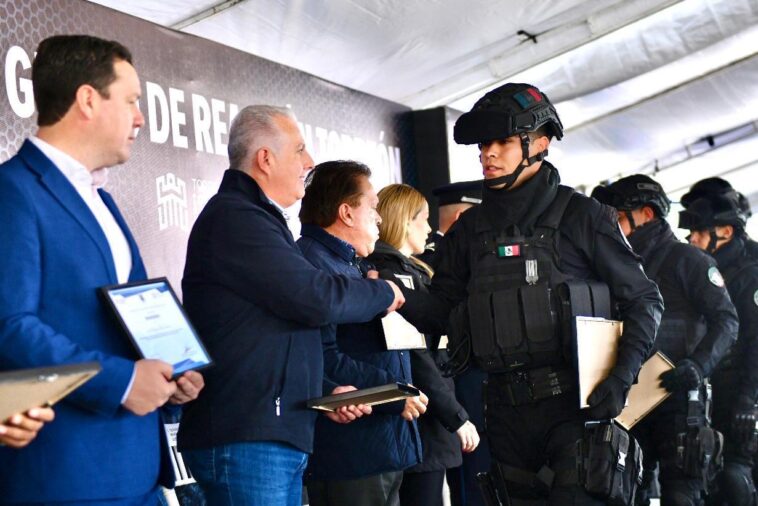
[300, 160, 372, 227]
[33, 35, 133, 126]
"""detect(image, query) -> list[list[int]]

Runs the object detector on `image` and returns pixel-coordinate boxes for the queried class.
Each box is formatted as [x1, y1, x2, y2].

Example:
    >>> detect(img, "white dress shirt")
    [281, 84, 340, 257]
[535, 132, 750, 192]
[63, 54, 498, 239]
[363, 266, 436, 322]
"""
[30, 137, 132, 283]
[30, 137, 136, 402]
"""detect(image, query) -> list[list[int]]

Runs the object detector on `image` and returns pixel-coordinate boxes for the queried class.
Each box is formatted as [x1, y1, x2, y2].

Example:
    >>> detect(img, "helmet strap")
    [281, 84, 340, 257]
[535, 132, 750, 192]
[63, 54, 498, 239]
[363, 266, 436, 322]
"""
[624, 210, 637, 233]
[483, 132, 547, 190]
[707, 227, 728, 254]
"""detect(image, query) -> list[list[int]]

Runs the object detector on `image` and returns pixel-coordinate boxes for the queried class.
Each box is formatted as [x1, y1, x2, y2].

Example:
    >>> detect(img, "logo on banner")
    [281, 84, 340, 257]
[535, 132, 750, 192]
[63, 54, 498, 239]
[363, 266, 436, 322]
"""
[156, 173, 189, 231]
[191, 178, 218, 217]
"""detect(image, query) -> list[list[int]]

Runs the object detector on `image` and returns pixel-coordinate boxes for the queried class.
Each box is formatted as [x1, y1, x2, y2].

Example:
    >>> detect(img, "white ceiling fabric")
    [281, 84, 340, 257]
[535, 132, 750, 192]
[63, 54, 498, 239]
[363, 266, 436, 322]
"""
[89, 0, 758, 207]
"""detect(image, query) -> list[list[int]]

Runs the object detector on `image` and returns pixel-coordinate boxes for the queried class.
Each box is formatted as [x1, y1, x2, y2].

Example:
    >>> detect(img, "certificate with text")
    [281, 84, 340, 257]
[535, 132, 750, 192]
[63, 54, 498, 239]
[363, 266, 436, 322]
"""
[100, 278, 212, 376]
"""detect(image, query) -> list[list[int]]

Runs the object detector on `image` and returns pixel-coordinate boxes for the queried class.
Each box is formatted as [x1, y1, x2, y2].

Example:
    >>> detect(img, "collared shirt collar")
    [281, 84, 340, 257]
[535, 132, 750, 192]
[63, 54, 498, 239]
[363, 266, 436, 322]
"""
[300, 223, 358, 264]
[29, 136, 109, 193]
[262, 193, 290, 222]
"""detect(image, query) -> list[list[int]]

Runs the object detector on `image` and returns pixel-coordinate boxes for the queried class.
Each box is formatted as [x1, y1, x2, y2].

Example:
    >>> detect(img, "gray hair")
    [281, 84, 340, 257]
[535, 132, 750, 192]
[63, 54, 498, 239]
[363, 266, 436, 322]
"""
[227, 105, 296, 172]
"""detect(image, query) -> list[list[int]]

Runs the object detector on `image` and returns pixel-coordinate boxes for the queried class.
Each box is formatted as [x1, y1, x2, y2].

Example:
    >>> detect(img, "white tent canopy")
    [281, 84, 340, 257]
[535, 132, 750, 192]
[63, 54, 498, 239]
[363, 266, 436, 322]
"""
[89, 0, 758, 236]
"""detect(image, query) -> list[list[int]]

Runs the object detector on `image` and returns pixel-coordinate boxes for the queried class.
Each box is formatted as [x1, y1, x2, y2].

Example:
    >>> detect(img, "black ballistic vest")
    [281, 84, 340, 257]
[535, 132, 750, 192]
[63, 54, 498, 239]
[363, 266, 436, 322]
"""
[466, 186, 609, 373]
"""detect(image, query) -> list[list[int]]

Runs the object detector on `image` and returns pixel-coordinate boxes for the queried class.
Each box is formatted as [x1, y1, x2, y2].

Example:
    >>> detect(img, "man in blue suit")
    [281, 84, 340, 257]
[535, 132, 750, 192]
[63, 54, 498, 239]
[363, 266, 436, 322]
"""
[0, 35, 204, 504]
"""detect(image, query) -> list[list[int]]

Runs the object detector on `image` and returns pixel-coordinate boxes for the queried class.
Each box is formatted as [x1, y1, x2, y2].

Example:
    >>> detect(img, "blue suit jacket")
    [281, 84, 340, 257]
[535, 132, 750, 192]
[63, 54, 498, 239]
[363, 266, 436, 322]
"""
[0, 140, 173, 503]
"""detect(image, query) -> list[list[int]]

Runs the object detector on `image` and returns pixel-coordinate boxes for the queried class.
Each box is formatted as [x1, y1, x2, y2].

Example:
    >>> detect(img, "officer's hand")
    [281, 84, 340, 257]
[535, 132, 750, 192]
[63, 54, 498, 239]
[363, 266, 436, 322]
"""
[586, 374, 629, 419]
[401, 391, 428, 421]
[456, 420, 480, 453]
[731, 395, 757, 444]
[659, 359, 703, 393]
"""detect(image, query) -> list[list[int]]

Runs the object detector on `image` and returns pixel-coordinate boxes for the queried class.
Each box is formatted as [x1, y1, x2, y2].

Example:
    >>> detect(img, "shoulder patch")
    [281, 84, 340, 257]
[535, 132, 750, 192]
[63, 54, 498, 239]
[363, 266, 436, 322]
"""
[708, 266, 725, 288]
[754, 289, 758, 307]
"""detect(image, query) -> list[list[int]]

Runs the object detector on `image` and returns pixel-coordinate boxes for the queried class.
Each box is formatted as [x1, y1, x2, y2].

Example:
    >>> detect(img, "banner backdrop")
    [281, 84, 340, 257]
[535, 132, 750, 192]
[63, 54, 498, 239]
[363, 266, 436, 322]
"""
[1, 0, 414, 293]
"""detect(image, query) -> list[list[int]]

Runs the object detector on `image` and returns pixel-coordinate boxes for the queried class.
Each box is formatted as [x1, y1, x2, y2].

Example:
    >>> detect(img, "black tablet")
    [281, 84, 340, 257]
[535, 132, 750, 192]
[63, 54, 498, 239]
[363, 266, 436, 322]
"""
[100, 277, 212, 377]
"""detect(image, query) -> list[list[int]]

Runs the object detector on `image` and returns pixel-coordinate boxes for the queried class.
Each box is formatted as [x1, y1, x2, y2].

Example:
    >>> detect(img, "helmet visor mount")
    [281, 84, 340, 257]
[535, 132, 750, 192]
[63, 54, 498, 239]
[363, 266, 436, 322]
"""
[454, 106, 562, 146]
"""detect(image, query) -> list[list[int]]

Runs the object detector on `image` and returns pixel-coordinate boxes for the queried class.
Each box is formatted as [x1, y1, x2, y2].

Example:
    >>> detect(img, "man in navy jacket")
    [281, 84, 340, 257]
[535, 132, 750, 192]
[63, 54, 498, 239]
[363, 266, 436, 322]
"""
[179, 106, 405, 506]
[0, 35, 203, 504]
[298, 160, 427, 506]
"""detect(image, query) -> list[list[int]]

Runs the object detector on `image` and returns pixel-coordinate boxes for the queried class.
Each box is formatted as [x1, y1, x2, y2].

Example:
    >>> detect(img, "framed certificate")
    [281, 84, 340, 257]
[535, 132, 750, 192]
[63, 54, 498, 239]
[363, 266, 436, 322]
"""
[100, 278, 213, 377]
[0, 362, 101, 422]
[307, 383, 420, 412]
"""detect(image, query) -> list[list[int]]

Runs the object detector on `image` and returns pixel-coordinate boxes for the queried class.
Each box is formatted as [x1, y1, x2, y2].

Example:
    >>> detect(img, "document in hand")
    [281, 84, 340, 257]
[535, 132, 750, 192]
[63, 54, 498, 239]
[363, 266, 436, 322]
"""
[307, 383, 421, 412]
[382, 311, 427, 350]
[615, 352, 674, 430]
[0, 362, 101, 422]
[577, 316, 622, 409]
[100, 277, 213, 377]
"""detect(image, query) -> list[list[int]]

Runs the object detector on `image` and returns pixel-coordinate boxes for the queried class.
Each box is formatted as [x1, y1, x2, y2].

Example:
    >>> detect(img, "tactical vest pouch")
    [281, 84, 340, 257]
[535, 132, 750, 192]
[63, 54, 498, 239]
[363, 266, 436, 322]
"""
[678, 426, 724, 487]
[469, 283, 559, 372]
[577, 421, 643, 506]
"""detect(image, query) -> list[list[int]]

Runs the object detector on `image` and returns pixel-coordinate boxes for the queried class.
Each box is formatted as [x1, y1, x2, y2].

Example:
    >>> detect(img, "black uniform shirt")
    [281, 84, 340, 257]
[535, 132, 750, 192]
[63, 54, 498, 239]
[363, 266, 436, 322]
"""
[400, 162, 663, 385]
[713, 236, 758, 402]
[416, 231, 445, 270]
[627, 219, 738, 376]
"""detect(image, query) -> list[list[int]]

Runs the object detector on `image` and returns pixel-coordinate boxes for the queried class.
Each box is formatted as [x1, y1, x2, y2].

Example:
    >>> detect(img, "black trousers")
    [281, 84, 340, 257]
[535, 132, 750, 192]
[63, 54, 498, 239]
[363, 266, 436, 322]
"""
[632, 392, 706, 506]
[707, 370, 757, 506]
[485, 380, 605, 505]
[448, 366, 490, 506]
[307, 471, 403, 506]
[399, 470, 445, 506]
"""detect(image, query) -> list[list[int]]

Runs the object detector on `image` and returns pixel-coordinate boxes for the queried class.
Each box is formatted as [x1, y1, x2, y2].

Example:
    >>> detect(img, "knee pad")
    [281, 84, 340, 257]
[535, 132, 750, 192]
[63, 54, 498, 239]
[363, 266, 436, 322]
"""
[720, 463, 757, 506]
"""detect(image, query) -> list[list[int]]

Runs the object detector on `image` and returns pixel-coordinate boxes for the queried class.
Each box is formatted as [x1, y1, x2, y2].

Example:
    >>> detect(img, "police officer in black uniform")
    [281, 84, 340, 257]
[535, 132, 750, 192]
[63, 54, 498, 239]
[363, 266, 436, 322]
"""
[592, 175, 738, 505]
[680, 195, 758, 506]
[418, 180, 483, 271]
[397, 82, 663, 504]
[681, 177, 758, 261]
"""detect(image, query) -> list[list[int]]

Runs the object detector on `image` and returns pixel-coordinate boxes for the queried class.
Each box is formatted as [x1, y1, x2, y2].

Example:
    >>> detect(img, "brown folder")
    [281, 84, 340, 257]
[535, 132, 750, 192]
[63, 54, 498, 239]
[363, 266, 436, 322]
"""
[615, 352, 674, 430]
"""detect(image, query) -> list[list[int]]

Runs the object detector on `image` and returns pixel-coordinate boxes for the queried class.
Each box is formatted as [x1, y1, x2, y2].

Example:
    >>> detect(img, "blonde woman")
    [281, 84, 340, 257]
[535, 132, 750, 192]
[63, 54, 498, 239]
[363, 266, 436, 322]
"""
[367, 184, 480, 506]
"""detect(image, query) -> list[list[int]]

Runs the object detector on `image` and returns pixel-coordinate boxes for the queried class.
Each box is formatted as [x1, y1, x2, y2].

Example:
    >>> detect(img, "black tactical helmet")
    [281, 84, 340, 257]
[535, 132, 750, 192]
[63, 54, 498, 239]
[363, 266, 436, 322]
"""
[678, 194, 748, 232]
[453, 83, 564, 145]
[680, 177, 752, 218]
[591, 174, 671, 218]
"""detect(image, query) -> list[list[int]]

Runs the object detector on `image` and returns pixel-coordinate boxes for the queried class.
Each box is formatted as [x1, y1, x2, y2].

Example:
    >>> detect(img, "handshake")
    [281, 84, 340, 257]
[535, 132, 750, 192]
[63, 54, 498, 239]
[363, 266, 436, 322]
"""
[367, 270, 405, 313]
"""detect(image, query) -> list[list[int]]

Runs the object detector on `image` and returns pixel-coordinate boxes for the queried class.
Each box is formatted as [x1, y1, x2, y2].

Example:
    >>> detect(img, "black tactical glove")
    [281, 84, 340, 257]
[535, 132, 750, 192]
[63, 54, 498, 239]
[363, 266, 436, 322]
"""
[587, 374, 629, 419]
[732, 394, 757, 445]
[659, 359, 703, 393]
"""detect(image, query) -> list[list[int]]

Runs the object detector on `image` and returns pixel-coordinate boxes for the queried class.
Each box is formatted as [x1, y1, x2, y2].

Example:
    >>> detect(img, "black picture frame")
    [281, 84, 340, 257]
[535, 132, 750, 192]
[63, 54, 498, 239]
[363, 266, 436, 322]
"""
[99, 277, 213, 378]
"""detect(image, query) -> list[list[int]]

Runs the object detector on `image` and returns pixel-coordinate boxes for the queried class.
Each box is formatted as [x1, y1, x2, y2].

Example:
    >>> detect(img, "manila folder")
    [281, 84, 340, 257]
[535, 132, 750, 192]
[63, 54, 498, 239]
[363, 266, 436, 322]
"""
[577, 316, 622, 408]
[615, 352, 674, 430]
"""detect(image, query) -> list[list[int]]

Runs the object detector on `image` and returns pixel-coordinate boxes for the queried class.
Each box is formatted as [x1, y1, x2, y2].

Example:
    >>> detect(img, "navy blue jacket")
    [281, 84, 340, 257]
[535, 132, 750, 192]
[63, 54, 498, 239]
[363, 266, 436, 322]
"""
[178, 170, 393, 454]
[298, 224, 422, 480]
